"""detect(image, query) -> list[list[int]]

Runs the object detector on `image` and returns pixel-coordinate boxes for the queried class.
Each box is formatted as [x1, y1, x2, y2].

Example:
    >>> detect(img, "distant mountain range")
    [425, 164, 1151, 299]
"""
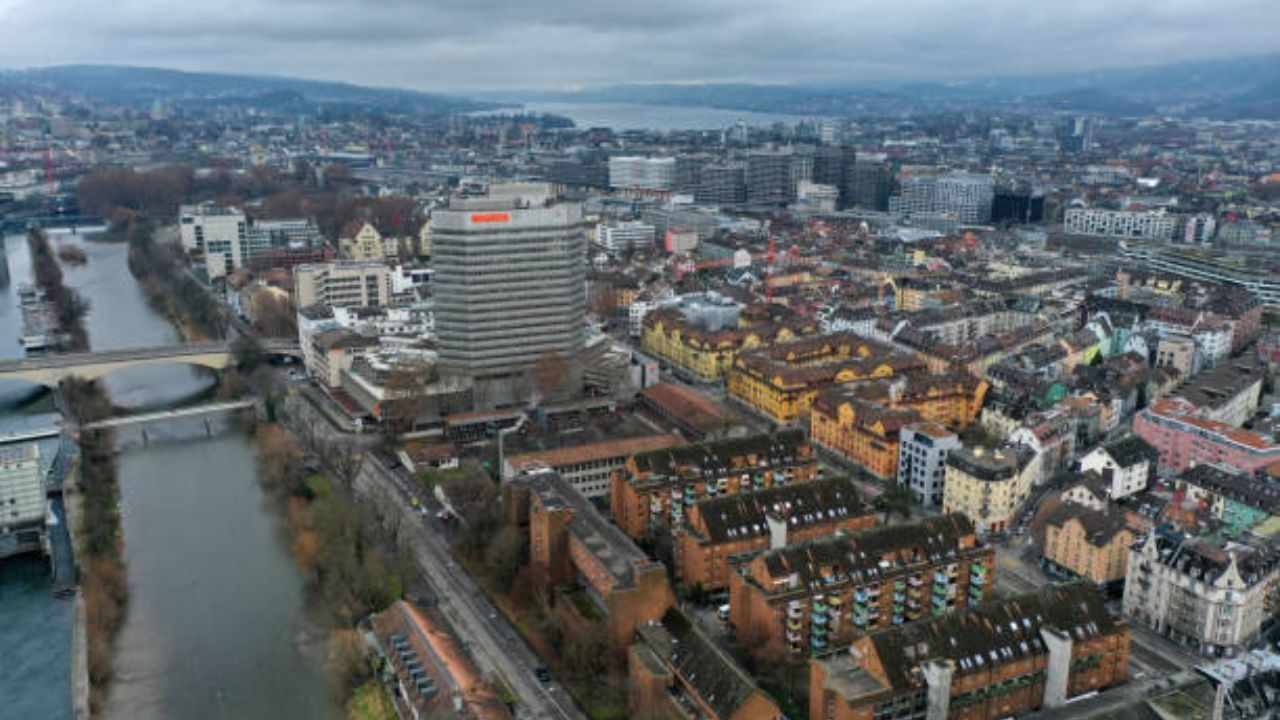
[6, 55, 1280, 121]
[482, 53, 1280, 119]
[0, 65, 499, 116]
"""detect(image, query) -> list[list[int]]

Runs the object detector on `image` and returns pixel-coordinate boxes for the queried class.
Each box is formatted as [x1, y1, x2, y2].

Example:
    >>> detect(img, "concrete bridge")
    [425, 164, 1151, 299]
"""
[81, 398, 258, 431]
[0, 340, 300, 387]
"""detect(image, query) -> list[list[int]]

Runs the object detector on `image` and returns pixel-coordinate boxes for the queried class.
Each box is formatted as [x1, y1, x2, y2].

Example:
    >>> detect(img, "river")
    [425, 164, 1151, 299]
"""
[0, 230, 337, 720]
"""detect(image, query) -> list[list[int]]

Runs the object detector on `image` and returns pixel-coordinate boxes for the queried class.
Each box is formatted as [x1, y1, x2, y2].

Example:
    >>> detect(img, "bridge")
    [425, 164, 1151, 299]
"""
[81, 399, 258, 431]
[0, 340, 300, 387]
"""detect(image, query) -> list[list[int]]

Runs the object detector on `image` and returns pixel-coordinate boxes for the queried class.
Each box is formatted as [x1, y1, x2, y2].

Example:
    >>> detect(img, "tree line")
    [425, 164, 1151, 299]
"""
[122, 217, 226, 340]
[60, 378, 127, 712]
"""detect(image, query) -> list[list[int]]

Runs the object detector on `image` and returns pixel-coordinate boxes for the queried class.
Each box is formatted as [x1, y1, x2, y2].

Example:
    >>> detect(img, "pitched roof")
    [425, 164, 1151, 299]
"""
[867, 583, 1121, 692]
[691, 477, 867, 544]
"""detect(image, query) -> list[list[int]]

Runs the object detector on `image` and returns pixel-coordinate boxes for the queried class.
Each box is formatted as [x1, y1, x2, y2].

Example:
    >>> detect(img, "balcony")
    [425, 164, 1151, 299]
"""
[908, 576, 924, 587]
[787, 618, 803, 632]
[811, 636, 828, 651]
[971, 562, 987, 576]
[786, 630, 803, 644]
[827, 595, 843, 607]
[812, 613, 829, 627]
[934, 571, 949, 584]
[893, 614, 904, 625]
[894, 580, 906, 591]
[787, 606, 804, 620]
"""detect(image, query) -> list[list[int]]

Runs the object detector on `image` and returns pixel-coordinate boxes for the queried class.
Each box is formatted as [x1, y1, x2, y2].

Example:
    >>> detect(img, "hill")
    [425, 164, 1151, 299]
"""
[0, 64, 498, 116]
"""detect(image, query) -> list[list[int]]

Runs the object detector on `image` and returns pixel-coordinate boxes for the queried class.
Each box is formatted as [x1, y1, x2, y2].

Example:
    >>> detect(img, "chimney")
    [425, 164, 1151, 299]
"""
[766, 511, 787, 550]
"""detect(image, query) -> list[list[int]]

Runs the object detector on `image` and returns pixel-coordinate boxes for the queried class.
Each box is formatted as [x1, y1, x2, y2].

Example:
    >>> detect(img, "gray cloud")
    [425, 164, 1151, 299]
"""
[0, 0, 1275, 91]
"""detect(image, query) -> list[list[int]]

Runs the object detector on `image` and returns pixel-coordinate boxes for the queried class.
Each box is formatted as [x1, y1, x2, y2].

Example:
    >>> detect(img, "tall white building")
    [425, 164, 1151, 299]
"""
[1064, 208, 1178, 240]
[898, 423, 961, 508]
[595, 221, 656, 257]
[432, 188, 588, 383]
[180, 203, 322, 279]
[608, 157, 676, 191]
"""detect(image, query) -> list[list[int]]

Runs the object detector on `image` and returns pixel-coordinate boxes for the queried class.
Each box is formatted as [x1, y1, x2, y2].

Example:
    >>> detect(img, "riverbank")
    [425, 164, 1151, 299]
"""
[121, 217, 224, 342]
[254, 421, 406, 716]
[60, 378, 128, 714]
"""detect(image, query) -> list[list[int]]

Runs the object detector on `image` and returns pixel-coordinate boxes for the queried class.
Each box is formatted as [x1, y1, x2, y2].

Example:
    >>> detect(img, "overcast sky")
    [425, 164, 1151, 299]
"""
[0, 0, 1276, 91]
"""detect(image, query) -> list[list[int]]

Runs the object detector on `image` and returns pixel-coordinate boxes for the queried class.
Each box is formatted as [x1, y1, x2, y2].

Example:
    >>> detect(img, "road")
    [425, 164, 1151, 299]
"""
[361, 457, 586, 720]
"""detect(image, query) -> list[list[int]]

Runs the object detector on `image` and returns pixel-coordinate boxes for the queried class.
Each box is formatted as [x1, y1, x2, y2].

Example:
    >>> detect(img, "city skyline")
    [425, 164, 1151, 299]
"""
[0, 0, 1276, 91]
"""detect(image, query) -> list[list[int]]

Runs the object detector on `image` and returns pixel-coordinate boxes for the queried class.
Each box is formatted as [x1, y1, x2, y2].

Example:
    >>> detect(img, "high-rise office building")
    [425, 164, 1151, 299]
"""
[843, 157, 891, 211]
[608, 156, 676, 191]
[432, 186, 587, 385]
[747, 150, 795, 205]
[674, 155, 707, 194]
[889, 172, 994, 223]
[695, 163, 746, 206]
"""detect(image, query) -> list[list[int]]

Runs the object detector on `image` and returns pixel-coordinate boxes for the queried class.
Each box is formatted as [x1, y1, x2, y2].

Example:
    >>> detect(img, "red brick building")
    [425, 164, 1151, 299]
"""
[676, 477, 877, 592]
[809, 583, 1130, 720]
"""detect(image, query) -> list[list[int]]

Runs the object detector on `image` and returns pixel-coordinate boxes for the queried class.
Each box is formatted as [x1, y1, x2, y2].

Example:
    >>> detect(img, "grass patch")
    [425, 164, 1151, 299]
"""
[345, 680, 396, 720]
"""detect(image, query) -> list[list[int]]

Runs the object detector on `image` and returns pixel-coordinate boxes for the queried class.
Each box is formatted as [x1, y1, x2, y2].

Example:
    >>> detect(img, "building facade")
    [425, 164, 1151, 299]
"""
[1064, 208, 1178, 240]
[897, 423, 961, 508]
[1124, 532, 1280, 657]
[610, 430, 819, 540]
[729, 514, 994, 661]
[432, 194, 588, 381]
[293, 260, 393, 309]
[809, 583, 1130, 720]
[942, 445, 1037, 536]
[676, 477, 876, 592]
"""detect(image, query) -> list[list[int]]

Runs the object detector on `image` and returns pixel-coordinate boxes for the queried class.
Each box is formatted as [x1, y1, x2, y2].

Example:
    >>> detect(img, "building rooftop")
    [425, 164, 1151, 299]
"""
[1178, 464, 1280, 516]
[506, 434, 684, 476]
[635, 608, 771, 720]
[945, 445, 1034, 483]
[527, 470, 657, 588]
[856, 582, 1120, 693]
[690, 476, 867, 545]
[628, 429, 810, 487]
[1173, 356, 1264, 413]
[754, 514, 983, 595]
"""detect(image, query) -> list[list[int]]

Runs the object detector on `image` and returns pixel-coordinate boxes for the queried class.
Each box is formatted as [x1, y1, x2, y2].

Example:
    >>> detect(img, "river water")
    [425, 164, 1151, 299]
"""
[0, 231, 337, 720]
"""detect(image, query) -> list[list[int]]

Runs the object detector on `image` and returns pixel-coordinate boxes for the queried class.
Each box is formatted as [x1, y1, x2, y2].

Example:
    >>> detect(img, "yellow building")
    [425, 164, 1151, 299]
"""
[1040, 503, 1134, 586]
[339, 221, 388, 261]
[808, 372, 988, 480]
[640, 308, 816, 383]
[811, 396, 919, 479]
[726, 334, 922, 423]
[942, 445, 1037, 536]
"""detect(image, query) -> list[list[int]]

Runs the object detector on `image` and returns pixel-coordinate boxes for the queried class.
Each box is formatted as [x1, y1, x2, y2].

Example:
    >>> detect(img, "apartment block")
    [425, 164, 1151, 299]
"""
[727, 333, 923, 424]
[676, 477, 876, 592]
[729, 514, 994, 661]
[810, 373, 988, 480]
[293, 260, 393, 309]
[942, 445, 1038, 536]
[1124, 532, 1280, 657]
[1065, 207, 1178, 240]
[641, 307, 818, 383]
[610, 430, 818, 540]
[1134, 397, 1280, 474]
[897, 423, 961, 508]
[1039, 502, 1135, 586]
[810, 583, 1129, 720]
[1172, 464, 1280, 537]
